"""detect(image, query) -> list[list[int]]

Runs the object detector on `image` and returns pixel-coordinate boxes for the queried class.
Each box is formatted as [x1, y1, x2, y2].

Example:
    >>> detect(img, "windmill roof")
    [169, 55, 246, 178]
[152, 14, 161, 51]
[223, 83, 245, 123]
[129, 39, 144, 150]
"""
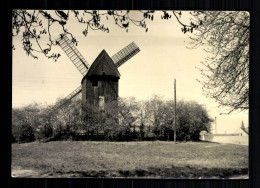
[233, 126, 249, 135]
[240, 121, 249, 135]
[241, 120, 245, 129]
[86, 50, 120, 78]
[242, 127, 249, 134]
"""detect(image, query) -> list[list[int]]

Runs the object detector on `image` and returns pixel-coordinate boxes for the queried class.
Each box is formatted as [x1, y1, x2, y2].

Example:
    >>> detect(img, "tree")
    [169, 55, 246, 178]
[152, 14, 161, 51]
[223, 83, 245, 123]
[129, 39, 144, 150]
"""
[12, 103, 43, 142]
[81, 100, 120, 140]
[11, 96, 213, 142]
[46, 97, 84, 140]
[112, 97, 141, 140]
[175, 100, 213, 141]
[37, 105, 56, 139]
[188, 11, 249, 114]
[11, 99, 83, 141]
[140, 96, 213, 141]
[55, 97, 82, 130]
[141, 95, 173, 138]
[12, 10, 198, 61]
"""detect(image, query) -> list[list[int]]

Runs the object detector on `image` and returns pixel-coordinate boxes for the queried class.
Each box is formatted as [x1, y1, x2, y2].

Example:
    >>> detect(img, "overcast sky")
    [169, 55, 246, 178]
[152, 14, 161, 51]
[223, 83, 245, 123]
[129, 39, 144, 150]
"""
[12, 11, 249, 133]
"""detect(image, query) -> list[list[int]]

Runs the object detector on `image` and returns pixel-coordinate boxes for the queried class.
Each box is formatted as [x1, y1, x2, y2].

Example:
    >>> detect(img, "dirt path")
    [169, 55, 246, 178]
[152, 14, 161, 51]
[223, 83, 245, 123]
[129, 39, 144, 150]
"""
[228, 174, 249, 179]
[12, 166, 40, 178]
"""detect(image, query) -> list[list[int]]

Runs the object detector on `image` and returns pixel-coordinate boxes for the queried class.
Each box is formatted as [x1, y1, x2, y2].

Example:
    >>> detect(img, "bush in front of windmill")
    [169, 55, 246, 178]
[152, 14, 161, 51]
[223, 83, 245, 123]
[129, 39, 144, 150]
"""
[16, 124, 35, 143]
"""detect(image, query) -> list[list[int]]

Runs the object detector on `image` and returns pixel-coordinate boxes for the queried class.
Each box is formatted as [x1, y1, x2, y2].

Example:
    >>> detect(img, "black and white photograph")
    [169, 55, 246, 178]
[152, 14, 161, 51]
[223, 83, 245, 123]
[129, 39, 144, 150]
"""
[11, 10, 249, 178]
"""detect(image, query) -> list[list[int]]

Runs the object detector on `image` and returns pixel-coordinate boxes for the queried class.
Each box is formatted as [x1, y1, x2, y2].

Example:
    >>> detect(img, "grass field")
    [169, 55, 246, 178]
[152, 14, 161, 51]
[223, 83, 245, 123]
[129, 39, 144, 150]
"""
[11, 141, 248, 178]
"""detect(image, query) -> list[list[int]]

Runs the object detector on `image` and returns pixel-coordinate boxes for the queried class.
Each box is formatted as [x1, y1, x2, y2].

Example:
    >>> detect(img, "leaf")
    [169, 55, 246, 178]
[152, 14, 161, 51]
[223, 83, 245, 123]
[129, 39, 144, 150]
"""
[122, 22, 129, 28]
[60, 20, 66, 26]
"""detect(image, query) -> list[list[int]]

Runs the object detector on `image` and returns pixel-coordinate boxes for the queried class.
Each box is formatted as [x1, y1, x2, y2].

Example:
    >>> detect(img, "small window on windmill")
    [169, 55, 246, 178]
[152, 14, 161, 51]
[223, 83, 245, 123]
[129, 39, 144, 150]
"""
[99, 96, 105, 110]
[92, 80, 98, 87]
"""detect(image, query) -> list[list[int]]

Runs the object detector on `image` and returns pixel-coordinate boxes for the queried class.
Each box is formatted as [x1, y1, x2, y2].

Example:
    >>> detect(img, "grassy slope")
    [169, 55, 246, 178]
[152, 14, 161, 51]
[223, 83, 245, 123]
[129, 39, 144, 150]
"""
[12, 141, 248, 178]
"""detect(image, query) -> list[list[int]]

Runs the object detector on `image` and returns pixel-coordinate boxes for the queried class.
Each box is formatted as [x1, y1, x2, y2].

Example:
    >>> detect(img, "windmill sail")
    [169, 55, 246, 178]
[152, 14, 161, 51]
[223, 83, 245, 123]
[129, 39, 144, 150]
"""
[107, 81, 136, 126]
[118, 97, 136, 125]
[53, 38, 140, 127]
[51, 86, 82, 114]
[111, 42, 140, 68]
[57, 35, 90, 76]
[52, 35, 87, 113]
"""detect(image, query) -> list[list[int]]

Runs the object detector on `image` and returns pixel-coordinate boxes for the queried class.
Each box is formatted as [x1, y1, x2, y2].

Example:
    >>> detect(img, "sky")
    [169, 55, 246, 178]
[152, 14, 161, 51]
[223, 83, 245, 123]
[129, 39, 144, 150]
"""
[12, 11, 249, 133]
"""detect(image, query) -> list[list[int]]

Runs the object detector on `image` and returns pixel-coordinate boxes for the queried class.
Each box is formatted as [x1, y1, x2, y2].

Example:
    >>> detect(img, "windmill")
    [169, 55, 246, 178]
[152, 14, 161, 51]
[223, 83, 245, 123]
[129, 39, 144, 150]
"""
[52, 35, 140, 133]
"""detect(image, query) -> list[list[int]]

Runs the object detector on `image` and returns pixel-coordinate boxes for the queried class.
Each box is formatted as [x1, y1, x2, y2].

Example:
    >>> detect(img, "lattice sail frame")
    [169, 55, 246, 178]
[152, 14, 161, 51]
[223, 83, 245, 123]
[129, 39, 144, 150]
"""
[111, 42, 140, 68]
[57, 35, 90, 76]
[49, 86, 82, 116]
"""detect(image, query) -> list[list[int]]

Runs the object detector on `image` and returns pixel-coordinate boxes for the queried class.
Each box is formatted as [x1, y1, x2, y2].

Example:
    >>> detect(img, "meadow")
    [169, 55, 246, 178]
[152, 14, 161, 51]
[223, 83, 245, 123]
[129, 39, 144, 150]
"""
[12, 141, 248, 178]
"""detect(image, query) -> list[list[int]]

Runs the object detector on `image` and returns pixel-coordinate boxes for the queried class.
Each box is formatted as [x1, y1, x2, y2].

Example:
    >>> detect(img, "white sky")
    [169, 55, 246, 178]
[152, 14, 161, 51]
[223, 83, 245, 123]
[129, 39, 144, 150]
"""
[12, 11, 249, 133]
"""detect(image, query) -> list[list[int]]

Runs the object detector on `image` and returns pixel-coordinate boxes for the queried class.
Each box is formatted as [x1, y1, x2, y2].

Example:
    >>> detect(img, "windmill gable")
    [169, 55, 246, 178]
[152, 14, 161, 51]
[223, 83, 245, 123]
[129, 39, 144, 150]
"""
[86, 50, 120, 78]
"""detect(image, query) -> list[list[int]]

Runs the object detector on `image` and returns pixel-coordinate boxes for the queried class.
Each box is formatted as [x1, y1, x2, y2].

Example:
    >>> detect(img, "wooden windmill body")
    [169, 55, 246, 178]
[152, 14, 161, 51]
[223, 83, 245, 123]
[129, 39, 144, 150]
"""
[81, 50, 120, 118]
[54, 35, 140, 130]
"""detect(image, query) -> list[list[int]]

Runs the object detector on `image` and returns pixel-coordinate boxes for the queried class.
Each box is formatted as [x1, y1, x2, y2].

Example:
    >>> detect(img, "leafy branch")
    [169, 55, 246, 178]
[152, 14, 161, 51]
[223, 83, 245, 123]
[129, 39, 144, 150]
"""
[12, 10, 200, 61]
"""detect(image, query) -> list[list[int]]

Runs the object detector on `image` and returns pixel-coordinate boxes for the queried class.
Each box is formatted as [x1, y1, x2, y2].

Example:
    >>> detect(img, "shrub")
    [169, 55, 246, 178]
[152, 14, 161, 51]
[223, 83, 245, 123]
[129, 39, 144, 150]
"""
[50, 122, 74, 141]
[35, 124, 54, 141]
[17, 124, 35, 143]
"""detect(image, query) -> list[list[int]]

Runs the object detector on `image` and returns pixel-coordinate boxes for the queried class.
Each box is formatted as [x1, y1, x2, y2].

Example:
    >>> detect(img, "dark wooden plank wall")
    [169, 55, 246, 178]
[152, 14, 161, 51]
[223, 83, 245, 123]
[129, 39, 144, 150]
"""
[83, 78, 118, 109]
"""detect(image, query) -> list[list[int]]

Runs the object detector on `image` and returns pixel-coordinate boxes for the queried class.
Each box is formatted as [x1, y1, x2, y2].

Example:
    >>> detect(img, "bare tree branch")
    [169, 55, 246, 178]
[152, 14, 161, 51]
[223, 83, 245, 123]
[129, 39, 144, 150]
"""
[188, 11, 249, 114]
